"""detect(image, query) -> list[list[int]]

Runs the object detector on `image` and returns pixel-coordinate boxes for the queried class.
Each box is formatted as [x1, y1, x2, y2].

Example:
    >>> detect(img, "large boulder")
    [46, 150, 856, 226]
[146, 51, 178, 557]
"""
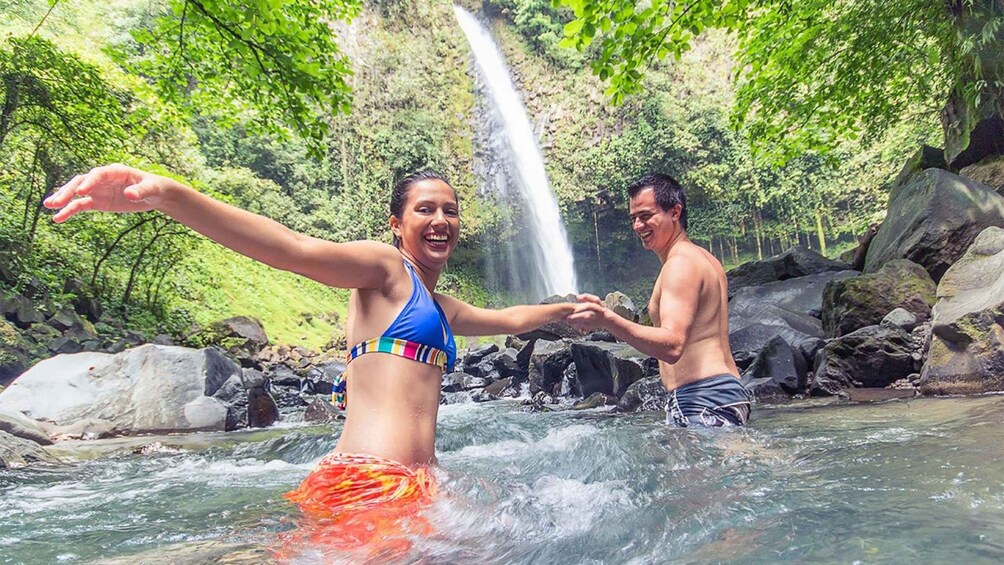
[960, 155, 1004, 196]
[728, 306, 826, 371]
[604, 291, 638, 322]
[726, 246, 851, 299]
[0, 345, 244, 434]
[570, 341, 650, 398]
[864, 169, 1004, 281]
[893, 145, 948, 189]
[0, 318, 30, 386]
[730, 271, 859, 321]
[193, 316, 269, 366]
[5, 294, 44, 328]
[944, 100, 1004, 170]
[810, 325, 920, 396]
[920, 227, 1004, 394]
[0, 430, 60, 469]
[821, 260, 937, 338]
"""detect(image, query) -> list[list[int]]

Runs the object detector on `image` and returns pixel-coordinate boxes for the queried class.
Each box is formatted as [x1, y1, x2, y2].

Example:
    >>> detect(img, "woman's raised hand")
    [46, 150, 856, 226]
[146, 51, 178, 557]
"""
[44, 164, 173, 222]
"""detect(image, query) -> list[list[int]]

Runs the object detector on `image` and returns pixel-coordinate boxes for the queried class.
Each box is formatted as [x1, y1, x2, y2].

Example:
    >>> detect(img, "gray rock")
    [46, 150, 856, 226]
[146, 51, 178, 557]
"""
[604, 291, 638, 322]
[486, 348, 526, 381]
[726, 246, 852, 299]
[461, 376, 488, 390]
[484, 376, 519, 398]
[571, 341, 648, 398]
[616, 377, 668, 413]
[810, 325, 918, 396]
[462, 343, 499, 367]
[0, 407, 51, 445]
[881, 308, 919, 331]
[740, 335, 807, 396]
[920, 227, 1004, 394]
[441, 372, 466, 393]
[864, 169, 1004, 281]
[822, 260, 937, 337]
[0, 318, 30, 386]
[303, 398, 343, 423]
[0, 345, 242, 434]
[893, 145, 947, 190]
[47, 417, 117, 440]
[0, 430, 61, 469]
[8, 294, 43, 328]
[528, 339, 573, 396]
[960, 155, 1004, 196]
[730, 271, 859, 321]
[572, 392, 618, 410]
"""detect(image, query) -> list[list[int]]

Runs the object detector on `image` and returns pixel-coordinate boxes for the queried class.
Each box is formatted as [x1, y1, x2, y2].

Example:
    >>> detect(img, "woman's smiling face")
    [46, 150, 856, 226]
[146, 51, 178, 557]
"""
[391, 178, 460, 270]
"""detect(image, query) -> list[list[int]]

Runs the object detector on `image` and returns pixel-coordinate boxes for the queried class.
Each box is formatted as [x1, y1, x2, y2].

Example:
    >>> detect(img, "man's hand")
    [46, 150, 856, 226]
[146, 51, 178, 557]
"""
[567, 293, 608, 332]
[44, 164, 171, 223]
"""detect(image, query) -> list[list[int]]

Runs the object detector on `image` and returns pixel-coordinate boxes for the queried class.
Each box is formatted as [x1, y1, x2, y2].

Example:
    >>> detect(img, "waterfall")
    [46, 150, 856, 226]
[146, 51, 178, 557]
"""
[453, 6, 578, 301]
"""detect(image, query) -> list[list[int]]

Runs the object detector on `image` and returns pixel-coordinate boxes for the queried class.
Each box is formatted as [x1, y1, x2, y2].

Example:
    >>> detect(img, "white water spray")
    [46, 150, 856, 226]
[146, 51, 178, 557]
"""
[453, 6, 578, 298]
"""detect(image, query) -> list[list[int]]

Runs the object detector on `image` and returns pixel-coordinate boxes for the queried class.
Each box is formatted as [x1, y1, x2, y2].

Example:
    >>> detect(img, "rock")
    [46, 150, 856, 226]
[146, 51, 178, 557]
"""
[303, 398, 343, 423]
[442, 371, 466, 393]
[810, 325, 918, 396]
[195, 316, 269, 367]
[47, 417, 117, 440]
[864, 169, 1004, 282]
[920, 227, 1004, 394]
[726, 246, 852, 299]
[49, 336, 84, 355]
[461, 375, 488, 390]
[528, 339, 573, 396]
[945, 105, 1004, 170]
[0, 407, 51, 445]
[7, 294, 43, 328]
[730, 271, 859, 320]
[615, 377, 668, 413]
[484, 376, 519, 398]
[821, 260, 937, 337]
[893, 145, 947, 190]
[960, 155, 1004, 196]
[0, 318, 30, 386]
[46, 307, 85, 333]
[0, 430, 61, 469]
[152, 334, 175, 346]
[0, 345, 243, 434]
[572, 392, 618, 410]
[881, 308, 919, 332]
[742, 373, 791, 403]
[844, 388, 918, 402]
[740, 335, 807, 396]
[604, 291, 637, 322]
[486, 348, 526, 381]
[729, 303, 826, 368]
[570, 341, 648, 398]
[516, 295, 583, 341]
[462, 343, 499, 367]
[243, 369, 279, 428]
[270, 364, 300, 387]
[587, 330, 617, 342]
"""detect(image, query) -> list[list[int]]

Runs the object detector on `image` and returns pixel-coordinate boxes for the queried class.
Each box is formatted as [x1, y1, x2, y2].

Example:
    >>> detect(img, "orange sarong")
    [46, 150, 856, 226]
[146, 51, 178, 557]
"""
[277, 452, 438, 559]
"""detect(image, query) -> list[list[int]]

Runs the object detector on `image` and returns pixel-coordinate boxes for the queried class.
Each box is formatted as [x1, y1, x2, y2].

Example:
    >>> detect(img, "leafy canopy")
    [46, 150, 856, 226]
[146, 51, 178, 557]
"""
[111, 0, 363, 156]
[554, 0, 1004, 162]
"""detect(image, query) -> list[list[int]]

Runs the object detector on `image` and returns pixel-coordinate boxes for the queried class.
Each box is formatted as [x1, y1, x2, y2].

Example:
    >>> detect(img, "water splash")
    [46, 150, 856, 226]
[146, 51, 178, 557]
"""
[453, 6, 578, 299]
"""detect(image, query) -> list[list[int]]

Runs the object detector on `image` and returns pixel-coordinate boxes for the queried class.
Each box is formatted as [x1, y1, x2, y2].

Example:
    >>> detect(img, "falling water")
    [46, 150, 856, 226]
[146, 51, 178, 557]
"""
[453, 6, 578, 300]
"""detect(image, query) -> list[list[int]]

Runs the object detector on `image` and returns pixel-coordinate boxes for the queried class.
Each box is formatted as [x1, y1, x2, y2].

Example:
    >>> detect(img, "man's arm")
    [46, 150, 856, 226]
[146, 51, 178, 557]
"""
[436, 294, 578, 337]
[571, 255, 702, 364]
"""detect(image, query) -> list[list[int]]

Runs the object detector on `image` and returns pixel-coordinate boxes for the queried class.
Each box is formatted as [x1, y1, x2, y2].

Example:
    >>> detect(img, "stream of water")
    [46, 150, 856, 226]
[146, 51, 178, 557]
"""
[2, 395, 1003, 564]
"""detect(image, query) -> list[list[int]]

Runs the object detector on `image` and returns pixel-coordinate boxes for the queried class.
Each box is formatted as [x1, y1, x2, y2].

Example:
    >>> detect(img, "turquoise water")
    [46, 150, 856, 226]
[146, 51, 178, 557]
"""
[1, 396, 1003, 564]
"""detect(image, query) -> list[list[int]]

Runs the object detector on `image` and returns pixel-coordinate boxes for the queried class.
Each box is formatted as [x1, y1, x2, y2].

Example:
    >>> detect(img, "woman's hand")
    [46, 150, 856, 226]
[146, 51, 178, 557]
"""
[567, 294, 608, 332]
[44, 164, 174, 222]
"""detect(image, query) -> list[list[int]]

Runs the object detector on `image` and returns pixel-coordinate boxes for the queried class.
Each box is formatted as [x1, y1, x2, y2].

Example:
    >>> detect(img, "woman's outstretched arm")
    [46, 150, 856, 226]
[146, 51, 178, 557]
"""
[45, 164, 397, 290]
[435, 294, 585, 337]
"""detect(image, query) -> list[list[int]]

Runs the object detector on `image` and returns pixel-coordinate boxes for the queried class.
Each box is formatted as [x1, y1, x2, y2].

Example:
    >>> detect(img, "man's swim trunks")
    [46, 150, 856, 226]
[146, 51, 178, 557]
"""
[666, 374, 752, 427]
[285, 452, 437, 517]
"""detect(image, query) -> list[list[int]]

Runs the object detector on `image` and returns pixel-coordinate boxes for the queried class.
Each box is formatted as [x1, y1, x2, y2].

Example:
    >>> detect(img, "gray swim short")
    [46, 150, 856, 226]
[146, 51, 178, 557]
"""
[666, 374, 752, 428]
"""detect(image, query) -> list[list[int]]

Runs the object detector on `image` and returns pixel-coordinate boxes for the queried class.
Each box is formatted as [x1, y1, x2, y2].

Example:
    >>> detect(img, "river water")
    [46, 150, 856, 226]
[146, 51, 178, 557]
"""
[2, 396, 1003, 564]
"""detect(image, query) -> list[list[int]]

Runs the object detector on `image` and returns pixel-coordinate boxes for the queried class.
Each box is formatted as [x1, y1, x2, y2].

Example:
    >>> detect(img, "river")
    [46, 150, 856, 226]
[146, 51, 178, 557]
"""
[2, 396, 1002, 564]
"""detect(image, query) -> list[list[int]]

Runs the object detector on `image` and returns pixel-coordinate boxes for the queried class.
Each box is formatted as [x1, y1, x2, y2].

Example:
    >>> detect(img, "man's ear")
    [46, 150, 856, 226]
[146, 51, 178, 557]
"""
[670, 204, 682, 221]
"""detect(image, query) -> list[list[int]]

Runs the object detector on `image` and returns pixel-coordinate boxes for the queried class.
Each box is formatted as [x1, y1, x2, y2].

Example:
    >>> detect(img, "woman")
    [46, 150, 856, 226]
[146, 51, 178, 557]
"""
[44, 164, 581, 519]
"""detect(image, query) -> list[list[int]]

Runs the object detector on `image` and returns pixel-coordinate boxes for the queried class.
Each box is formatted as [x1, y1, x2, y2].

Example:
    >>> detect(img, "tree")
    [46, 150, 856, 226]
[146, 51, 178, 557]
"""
[109, 0, 363, 156]
[555, 0, 1003, 162]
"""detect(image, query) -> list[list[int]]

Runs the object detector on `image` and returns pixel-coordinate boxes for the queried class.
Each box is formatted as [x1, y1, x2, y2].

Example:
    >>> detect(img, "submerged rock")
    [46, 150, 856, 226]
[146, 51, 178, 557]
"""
[740, 335, 807, 396]
[0, 430, 60, 469]
[570, 341, 648, 398]
[920, 227, 1004, 394]
[572, 392, 618, 410]
[616, 377, 668, 413]
[811, 325, 918, 396]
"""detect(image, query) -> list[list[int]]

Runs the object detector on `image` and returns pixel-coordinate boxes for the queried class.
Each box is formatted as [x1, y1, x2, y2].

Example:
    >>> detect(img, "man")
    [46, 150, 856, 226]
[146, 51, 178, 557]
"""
[570, 173, 751, 427]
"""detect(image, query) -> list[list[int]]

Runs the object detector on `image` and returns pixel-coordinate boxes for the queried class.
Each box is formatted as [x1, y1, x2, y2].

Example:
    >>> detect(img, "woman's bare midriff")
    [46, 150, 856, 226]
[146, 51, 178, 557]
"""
[333, 352, 443, 467]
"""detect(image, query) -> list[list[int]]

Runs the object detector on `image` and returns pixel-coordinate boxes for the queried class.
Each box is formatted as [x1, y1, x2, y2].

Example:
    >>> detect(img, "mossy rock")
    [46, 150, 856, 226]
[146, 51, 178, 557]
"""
[0, 319, 30, 386]
[822, 260, 937, 338]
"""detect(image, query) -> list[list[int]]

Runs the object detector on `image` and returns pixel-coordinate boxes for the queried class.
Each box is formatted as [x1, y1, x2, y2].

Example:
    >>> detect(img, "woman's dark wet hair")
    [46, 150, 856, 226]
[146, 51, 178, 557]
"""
[627, 172, 688, 230]
[390, 170, 456, 248]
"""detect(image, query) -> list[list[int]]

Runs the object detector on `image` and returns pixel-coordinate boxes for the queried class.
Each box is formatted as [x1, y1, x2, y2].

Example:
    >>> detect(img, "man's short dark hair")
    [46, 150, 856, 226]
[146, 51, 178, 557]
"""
[627, 173, 687, 229]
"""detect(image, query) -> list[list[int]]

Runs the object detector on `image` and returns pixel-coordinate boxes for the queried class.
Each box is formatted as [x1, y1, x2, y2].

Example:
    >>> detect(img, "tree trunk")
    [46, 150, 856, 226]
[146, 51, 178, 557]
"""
[815, 209, 827, 256]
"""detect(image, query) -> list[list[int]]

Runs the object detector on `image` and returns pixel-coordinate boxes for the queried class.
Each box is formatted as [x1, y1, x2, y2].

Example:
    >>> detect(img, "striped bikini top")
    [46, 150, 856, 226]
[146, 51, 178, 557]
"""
[334, 261, 456, 409]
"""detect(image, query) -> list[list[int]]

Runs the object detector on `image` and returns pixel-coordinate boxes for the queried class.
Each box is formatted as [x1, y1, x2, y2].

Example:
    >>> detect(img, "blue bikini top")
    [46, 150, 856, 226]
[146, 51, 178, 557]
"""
[346, 260, 457, 373]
